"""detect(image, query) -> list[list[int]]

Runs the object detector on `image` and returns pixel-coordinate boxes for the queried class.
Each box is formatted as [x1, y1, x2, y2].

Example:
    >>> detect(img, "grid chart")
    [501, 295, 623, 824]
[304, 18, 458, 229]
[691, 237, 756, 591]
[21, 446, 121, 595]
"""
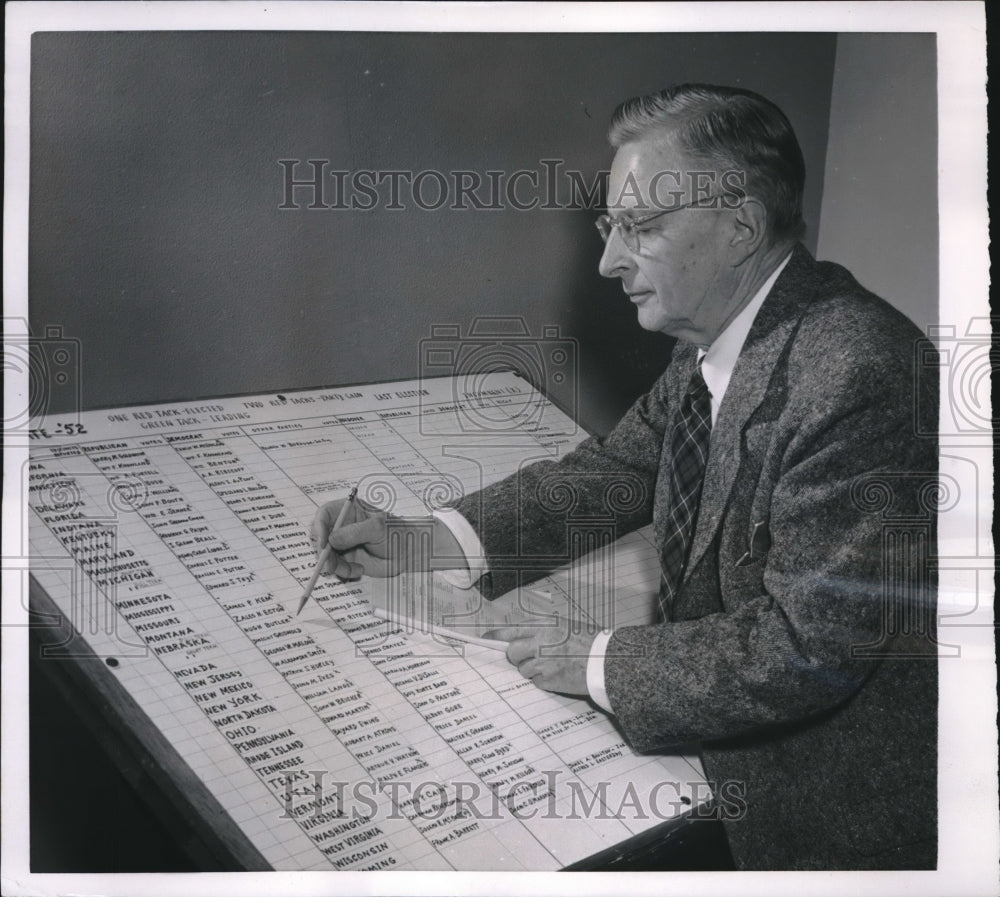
[28, 372, 707, 871]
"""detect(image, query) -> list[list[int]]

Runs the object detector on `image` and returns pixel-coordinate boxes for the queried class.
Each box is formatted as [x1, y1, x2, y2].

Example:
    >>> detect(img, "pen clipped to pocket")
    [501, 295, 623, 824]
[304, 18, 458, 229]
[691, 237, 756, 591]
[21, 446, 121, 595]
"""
[735, 518, 770, 567]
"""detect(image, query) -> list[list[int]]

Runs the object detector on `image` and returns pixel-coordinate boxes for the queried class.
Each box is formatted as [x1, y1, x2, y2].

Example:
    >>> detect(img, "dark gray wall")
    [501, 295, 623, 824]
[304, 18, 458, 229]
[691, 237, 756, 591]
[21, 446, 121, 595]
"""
[31, 32, 837, 434]
[818, 33, 937, 334]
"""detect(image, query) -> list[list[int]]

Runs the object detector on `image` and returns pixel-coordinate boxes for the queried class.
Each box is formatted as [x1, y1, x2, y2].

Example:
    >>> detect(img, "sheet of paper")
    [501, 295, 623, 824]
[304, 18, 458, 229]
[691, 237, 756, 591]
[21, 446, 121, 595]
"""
[28, 372, 706, 871]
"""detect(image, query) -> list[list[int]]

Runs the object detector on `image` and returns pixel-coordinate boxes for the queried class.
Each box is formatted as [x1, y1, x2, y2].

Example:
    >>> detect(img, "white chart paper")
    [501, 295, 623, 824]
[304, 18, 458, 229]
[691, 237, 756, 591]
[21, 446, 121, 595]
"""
[29, 372, 706, 871]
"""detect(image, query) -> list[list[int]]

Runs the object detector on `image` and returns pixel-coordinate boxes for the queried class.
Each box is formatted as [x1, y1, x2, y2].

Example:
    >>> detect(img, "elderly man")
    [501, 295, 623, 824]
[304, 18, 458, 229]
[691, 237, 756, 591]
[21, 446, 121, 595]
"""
[314, 84, 937, 870]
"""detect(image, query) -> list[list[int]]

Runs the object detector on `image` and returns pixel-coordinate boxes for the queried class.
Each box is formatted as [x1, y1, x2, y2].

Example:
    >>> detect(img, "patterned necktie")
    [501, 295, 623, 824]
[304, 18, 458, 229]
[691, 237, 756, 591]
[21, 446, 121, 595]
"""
[659, 358, 713, 618]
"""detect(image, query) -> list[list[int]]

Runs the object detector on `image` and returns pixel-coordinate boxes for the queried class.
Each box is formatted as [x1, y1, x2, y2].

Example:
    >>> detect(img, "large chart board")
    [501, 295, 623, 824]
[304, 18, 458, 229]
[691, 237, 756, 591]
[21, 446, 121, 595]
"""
[28, 373, 706, 871]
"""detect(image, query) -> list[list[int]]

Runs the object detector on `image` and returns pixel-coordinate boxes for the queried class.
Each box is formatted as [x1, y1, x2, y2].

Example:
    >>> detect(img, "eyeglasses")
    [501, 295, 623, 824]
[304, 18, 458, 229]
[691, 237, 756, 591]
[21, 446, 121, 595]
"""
[595, 194, 729, 253]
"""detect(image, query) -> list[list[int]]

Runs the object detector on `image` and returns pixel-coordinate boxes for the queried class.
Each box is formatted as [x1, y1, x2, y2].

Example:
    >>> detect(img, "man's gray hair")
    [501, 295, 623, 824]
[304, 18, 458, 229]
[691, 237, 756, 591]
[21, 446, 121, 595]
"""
[609, 83, 806, 243]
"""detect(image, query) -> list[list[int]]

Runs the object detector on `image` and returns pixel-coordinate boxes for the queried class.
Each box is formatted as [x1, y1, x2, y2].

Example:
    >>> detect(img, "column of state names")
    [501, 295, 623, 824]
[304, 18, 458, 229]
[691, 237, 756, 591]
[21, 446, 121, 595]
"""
[28, 377, 703, 871]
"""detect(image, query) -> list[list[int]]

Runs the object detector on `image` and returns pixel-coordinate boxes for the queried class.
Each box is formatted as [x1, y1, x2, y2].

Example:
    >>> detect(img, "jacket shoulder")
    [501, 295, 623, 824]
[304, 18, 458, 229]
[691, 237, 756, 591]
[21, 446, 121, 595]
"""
[787, 257, 928, 378]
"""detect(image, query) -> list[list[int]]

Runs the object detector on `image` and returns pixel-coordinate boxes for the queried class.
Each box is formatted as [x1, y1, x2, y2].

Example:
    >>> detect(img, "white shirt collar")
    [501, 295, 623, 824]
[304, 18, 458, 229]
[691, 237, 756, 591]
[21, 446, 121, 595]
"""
[699, 252, 792, 424]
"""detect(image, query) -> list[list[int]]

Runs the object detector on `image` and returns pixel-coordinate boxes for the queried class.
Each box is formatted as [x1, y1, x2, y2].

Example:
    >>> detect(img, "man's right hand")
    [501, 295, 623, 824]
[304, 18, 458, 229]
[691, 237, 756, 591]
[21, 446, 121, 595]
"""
[310, 500, 465, 580]
[311, 499, 396, 579]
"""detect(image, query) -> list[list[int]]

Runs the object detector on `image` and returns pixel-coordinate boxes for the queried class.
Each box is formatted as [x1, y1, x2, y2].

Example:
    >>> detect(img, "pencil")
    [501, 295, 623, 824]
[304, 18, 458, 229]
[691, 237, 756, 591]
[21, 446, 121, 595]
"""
[296, 486, 357, 615]
[371, 606, 509, 651]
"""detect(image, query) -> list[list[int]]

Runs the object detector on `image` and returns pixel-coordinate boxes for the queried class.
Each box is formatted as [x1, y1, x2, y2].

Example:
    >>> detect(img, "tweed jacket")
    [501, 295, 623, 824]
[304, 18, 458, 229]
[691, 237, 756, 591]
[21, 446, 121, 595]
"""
[455, 244, 938, 870]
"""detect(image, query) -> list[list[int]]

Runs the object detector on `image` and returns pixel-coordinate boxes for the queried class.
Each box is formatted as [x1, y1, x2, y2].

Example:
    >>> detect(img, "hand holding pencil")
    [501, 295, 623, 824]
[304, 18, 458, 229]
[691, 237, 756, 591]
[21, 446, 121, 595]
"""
[309, 490, 463, 585]
[297, 485, 357, 614]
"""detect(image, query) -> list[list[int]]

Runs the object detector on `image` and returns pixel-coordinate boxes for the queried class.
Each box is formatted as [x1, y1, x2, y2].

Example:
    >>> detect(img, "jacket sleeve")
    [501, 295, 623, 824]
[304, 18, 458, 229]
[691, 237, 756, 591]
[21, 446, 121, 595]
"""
[452, 360, 683, 600]
[603, 324, 937, 751]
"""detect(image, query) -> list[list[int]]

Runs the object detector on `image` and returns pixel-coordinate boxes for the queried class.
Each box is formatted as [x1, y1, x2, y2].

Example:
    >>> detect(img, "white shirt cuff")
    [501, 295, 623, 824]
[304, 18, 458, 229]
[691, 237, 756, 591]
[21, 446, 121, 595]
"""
[586, 629, 615, 713]
[431, 508, 489, 589]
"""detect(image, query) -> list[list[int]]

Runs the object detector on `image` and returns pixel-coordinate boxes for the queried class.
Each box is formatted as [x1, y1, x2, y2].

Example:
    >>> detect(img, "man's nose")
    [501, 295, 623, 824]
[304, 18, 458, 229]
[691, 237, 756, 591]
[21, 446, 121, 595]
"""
[598, 228, 632, 279]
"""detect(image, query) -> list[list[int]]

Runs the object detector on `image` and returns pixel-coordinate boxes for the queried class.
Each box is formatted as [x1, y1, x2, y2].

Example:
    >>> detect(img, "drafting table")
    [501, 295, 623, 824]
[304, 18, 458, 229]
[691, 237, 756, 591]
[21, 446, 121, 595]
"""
[27, 372, 710, 871]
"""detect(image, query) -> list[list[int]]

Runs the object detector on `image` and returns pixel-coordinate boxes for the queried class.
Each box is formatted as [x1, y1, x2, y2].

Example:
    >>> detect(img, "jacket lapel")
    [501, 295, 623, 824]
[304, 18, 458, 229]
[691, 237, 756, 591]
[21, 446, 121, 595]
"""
[682, 245, 816, 582]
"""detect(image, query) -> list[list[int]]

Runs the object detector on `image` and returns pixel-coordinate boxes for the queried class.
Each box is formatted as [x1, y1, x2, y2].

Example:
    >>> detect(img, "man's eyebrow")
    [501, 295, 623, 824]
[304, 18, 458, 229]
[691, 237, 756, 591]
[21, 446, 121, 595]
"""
[617, 209, 660, 223]
[607, 208, 646, 220]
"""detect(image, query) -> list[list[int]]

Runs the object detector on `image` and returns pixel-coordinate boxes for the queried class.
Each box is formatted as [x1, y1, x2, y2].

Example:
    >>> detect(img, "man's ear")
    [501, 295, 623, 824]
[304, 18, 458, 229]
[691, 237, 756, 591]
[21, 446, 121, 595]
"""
[729, 197, 768, 263]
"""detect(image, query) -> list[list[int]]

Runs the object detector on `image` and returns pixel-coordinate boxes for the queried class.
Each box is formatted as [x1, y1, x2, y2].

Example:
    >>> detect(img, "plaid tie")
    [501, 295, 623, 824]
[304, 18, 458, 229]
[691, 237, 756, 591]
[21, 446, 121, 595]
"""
[659, 358, 713, 617]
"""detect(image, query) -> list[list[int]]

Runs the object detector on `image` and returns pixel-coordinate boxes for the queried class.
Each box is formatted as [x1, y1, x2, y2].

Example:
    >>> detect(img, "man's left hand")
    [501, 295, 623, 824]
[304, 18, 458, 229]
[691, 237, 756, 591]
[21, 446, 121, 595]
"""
[482, 623, 595, 696]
